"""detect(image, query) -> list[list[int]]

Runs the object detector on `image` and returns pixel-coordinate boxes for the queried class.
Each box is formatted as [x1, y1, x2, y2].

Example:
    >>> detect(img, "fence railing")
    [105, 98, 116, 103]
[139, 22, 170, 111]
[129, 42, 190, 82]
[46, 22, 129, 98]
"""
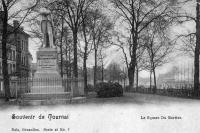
[0, 78, 84, 99]
[125, 87, 200, 98]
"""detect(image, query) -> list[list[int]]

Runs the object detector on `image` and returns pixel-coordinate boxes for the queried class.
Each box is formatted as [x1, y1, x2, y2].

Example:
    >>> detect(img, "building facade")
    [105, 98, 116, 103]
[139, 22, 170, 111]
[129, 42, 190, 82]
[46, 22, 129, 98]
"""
[0, 15, 32, 95]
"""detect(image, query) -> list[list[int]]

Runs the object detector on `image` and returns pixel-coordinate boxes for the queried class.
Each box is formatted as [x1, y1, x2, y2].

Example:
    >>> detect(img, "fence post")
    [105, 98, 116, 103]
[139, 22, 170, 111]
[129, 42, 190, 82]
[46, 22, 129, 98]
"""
[71, 78, 79, 97]
[15, 80, 18, 99]
[70, 78, 73, 97]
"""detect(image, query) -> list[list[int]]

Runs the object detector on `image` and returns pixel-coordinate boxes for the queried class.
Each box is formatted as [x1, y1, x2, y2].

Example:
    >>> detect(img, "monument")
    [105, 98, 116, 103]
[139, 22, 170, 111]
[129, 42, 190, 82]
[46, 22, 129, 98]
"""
[21, 9, 85, 105]
[31, 9, 64, 93]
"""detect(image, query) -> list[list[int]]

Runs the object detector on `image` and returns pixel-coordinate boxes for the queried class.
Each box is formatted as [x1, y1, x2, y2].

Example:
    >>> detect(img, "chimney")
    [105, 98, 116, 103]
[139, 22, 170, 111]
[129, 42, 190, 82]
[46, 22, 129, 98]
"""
[13, 20, 19, 28]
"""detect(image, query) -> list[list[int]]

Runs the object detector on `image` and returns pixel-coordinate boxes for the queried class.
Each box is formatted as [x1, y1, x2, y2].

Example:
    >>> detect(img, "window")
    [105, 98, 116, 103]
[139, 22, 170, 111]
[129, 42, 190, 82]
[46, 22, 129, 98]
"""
[26, 57, 28, 66]
[21, 40, 23, 50]
[11, 64, 13, 74]
[10, 64, 12, 74]
[22, 55, 25, 65]
[14, 51, 15, 60]
[11, 50, 13, 61]
[0, 61, 2, 75]
[24, 56, 26, 66]
[26, 41, 28, 51]
[0, 36, 2, 47]
[12, 50, 14, 60]
[11, 64, 14, 74]
[24, 41, 26, 51]
[9, 50, 12, 60]
[8, 50, 11, 60]
[21, 55, 23, 64]
[13, 64, 16, 73]
[10, 50, 12, 61]
[23, 40, 24, 50]
[0, 49, 2, 58]
[23, 40, 25, 50]
[8, 64, 10, 74]
[17, 40, 20, 49]
[22, 56, 24, 65]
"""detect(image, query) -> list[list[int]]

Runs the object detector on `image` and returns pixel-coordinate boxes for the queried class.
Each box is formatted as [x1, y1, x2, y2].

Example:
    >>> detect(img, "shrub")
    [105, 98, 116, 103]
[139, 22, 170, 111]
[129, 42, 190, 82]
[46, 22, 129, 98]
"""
[95, 82, 123, 98]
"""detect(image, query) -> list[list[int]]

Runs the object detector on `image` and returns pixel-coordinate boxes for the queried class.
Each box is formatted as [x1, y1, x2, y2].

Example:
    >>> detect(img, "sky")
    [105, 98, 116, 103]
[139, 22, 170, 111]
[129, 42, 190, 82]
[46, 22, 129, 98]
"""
[19, 0, 196, 78]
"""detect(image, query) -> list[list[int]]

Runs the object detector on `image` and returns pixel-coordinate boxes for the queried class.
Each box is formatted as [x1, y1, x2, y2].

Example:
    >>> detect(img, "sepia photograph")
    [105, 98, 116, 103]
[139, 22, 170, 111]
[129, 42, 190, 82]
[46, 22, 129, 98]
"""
[0, 0, 199, 133]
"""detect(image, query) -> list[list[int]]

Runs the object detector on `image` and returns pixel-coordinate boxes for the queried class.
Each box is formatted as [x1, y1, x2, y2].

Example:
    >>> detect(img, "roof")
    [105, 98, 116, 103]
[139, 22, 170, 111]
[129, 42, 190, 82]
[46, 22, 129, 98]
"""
[0, 21, 30, 37]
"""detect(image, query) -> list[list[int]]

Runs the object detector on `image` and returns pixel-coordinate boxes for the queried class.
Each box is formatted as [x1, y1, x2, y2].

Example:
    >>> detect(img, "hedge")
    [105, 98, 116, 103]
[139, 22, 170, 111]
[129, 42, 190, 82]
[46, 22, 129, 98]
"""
[95, 82, 123, 98]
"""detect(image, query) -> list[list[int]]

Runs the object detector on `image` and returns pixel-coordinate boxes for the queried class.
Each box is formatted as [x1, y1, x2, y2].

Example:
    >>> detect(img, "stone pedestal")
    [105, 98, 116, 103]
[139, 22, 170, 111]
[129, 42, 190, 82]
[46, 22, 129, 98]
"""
[31, 48, 64, 93]
[22, 10, 85, 105]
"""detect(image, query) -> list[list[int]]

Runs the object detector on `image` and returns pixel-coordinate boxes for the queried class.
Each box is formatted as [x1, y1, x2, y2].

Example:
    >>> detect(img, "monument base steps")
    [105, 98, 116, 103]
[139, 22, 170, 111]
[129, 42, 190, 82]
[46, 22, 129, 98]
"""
[31, 86, 65, 93]
[20, 95, 86, 105]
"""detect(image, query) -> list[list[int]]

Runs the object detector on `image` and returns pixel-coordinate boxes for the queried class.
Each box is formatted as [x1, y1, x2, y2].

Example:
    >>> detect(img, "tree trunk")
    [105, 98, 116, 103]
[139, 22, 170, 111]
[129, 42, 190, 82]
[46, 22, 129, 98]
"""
[194, 1, 200, 97]
[73, 30, 78, 78]
[152, 66, 157, 94]
[82, 19, 88, 95]
[65, 45, 68, 77]
[2, 1, 10, 101]
[68, 48, 71, 78]
[132, 56, 137, 89]
[60, 17, 64, 78]
[136, 67, 139, 91]
[83, 55, 87, 95]
[101, 62, 104, 82]
[150, 70, 152, 90]
[128, 32, 138, 90]
[94, 45, 97, 87]
[128, 66, 134, 90]
[65, 44, 69, 92]
[72, 30, 79, 96]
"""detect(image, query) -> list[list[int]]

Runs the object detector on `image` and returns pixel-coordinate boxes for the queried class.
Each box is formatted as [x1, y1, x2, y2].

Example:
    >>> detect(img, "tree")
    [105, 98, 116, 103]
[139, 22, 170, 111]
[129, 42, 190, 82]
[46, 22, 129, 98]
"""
[177, 33, 195, 57]
[107, 62, 122, 82]
[143, 23, 174, 93]
[46, 0, 97, 96]
[89, 9, 113, 87]
[50, 0, 96, 79]
[98, 47, 106, 82]
[135, 42, 146, 90]
[194, 0, 200, 96]
[172, 0, 198, 96]
[78, 7, 113, 88]
[80, 8, 94, 94]
[1, 0, 38, 101]
[112, 31, 146, 89]
[110, 0, 174, 89]
[63, 27, 73, 78]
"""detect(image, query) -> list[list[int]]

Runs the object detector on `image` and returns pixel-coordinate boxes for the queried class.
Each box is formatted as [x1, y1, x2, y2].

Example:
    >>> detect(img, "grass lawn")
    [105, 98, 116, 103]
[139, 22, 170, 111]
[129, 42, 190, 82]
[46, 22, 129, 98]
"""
[85, 92, 200, 105]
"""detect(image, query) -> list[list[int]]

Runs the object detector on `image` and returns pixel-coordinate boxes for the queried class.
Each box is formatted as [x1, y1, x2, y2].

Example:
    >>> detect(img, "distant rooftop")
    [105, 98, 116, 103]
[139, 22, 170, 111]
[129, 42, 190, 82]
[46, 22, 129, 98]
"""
[0, 11, 30, 37]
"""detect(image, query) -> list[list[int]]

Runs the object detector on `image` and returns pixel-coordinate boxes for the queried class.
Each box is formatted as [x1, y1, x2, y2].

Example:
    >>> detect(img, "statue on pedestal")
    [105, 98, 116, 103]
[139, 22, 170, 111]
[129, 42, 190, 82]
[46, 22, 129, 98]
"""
[40, 8, 55, 48]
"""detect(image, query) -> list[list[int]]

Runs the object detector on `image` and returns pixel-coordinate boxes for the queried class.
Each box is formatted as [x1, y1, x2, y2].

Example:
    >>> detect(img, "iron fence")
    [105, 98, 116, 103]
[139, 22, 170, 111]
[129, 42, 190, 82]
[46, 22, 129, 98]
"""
[126, 87, 200, 98]
[0, 78, 84, 99]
